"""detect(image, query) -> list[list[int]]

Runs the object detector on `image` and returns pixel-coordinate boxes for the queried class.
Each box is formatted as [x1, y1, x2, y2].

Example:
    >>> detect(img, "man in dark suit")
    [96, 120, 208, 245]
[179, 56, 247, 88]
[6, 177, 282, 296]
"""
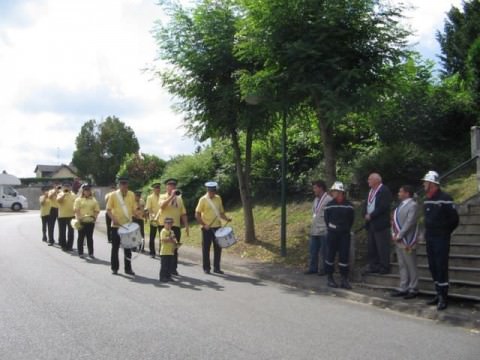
[364, 173, 393, 274]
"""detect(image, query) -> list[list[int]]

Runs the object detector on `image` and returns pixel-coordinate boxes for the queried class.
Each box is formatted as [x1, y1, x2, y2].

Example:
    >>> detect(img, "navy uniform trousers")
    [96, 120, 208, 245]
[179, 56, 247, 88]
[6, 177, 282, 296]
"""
[325, 231, 351, 276]
[425, 233, 450, 296]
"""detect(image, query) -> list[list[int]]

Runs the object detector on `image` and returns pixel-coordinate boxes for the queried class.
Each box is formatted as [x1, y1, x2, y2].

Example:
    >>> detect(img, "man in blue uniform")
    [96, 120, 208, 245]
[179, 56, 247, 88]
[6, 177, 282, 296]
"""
[422, 171, 459, 310]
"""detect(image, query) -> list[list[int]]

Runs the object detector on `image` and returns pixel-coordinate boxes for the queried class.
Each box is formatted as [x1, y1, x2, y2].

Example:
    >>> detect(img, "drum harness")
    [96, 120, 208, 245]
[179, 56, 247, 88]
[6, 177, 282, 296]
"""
[205, 196, 231, 235]
[116, 191, 145, 261]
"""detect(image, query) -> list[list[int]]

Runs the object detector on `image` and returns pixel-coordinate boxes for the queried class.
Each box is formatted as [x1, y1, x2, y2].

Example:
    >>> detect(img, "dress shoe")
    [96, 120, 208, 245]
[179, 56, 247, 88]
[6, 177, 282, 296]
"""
[327, 274, 338, 288]
[168, 277, 176, 282]
[340, 276, 352, 290]
[390, 290, 408, 297]
[125, 270, 135, 276]
[204, 269, 211, 274]
[403, 292, 418, 300]
[159, 278, 169, 283]
[112, 270, 118, 275]
[437, 295, 448, 310]
[213, 269, 224, 274]
[171, 270, 179, 276]
[378, 269, 390, 275]
[426, 295, 439, 305]
[48, 242, 54, 246]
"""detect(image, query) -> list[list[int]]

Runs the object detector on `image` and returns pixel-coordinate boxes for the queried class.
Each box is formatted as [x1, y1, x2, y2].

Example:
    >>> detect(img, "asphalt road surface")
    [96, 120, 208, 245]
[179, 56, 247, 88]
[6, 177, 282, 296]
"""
[1, 211, 479, 360]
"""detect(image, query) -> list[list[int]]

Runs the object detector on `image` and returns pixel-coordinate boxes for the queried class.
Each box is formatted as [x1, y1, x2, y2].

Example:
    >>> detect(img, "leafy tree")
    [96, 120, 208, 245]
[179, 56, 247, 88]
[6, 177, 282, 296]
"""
[117, 153, 166, 191]
[437, 0, 480, 78]
[72, 116, 139, 185]
[154, 0, 273, 242]
[236, 0, 410, 185]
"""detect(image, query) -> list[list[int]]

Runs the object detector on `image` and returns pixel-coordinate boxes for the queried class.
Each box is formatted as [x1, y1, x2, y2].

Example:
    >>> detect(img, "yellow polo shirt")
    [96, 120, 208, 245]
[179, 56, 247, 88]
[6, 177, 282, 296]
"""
[158, 193, 187, 227]
[146, 193, 161, 220]
[74, 197, 100, 220]
[159, 228, 176, 256]
[57, 191, 76, 218]
[134, 198, 146, 219]
[195, 194, 224, 228]
[106, 190, 135, 227]
[39, 195, 51, 217]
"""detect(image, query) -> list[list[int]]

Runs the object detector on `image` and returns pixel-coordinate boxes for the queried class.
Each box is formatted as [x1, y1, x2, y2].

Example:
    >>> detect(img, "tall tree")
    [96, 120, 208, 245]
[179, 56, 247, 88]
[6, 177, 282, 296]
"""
[237, 0, 410, 184]
[117, 153, 166, 191]
[437, 0, 480, 79]
[154, 0, 272, 243]
[72, 116, 139, 185]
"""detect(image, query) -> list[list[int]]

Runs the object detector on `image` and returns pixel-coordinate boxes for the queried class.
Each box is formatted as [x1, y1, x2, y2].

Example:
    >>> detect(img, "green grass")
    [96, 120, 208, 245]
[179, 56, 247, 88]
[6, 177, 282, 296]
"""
[443, 173, 478, 204]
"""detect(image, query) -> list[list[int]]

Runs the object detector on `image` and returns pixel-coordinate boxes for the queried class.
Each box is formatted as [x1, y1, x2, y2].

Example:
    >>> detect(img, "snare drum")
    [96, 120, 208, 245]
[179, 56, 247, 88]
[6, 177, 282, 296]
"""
[118, 222, 143, 249]
[214, 226, 237, 248]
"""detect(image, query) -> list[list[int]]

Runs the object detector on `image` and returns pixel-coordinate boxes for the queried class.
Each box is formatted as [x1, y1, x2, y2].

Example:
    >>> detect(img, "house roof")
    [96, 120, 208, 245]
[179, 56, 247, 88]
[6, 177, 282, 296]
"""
[34, 164, 78, 175]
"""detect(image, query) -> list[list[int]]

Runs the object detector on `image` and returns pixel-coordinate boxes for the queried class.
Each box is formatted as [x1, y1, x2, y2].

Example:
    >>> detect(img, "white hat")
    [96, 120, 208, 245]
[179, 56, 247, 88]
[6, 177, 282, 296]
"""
[330, 181, 345, 192]
[421, 170, 440, 185]
[205, 181, 218, 188]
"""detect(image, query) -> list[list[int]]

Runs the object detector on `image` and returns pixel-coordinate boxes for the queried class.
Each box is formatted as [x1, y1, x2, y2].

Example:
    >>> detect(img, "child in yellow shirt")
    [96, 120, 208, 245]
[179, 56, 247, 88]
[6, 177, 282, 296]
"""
[159, 217, 177, 282]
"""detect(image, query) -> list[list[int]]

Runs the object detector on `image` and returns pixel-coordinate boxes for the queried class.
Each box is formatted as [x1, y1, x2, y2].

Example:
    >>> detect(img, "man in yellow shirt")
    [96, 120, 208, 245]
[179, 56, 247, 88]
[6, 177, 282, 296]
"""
[104, 184, 116, 243]
[145, 182, 161, 257]
[39, 186, 51, 242]
[57, 183, 76, 251]
[195, 181, 231, 274]
[106, 177, 136, 276]
[157, 178, 189, 274]
[47, 184, 61, 245]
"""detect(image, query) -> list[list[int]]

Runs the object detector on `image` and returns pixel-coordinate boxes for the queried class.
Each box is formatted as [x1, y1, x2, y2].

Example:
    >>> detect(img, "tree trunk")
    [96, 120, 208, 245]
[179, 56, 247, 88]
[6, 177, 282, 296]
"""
[313, 96, 337, 186]
[231, 130, 256, 243]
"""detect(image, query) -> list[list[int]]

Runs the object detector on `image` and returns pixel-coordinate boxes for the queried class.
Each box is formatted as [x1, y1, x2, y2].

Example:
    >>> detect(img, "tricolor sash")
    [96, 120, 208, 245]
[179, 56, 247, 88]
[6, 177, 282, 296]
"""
[313, 192, 328, 217]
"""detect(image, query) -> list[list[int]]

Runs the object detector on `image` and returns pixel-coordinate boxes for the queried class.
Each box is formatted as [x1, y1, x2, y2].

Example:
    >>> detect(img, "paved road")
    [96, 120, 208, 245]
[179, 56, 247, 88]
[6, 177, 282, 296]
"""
[1, 212, 479, 360]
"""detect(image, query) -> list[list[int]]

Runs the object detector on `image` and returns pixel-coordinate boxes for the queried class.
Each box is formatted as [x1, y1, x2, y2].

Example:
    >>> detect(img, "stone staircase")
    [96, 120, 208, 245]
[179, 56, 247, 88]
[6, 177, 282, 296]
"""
[361, 195, 480, 301]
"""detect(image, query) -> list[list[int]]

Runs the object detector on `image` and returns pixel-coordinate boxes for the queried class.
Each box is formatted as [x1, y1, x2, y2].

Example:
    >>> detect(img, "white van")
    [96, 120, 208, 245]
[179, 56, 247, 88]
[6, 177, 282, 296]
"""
[0, 185, 28, 211]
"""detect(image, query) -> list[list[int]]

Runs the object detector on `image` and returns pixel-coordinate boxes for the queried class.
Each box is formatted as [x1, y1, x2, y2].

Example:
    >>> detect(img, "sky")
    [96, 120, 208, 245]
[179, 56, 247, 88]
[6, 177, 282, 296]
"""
[0, 0, 463, 178]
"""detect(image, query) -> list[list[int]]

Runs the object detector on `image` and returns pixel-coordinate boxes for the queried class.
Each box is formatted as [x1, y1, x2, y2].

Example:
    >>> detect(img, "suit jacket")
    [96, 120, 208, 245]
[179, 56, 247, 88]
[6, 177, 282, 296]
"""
[364, 185, 392, 231]
[394, 199, 419, 248]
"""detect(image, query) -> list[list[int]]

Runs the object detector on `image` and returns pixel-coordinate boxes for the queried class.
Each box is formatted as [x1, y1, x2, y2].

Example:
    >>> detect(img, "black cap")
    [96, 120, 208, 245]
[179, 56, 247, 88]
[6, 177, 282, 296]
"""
[82, 183, 92, 190]
[151, 182, 161, 188]
[164, 178, 178, 185]
[62, 182, 72, 187]
[117, 176, 129, 184]
[164, 217, 174, 224]
[134, 190, 142, 195]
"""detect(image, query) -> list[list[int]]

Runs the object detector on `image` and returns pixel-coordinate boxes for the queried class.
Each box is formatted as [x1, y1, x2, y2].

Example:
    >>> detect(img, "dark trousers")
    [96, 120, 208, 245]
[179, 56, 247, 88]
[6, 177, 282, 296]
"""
[426, 233, 450, 295]
[41, 215, 50, 241]
[105, 213, 112, 242]
[158, 226, 181, 272]
[149, 225, 159, 256]
[111, 227, 132, 272]
[325, 231, 351, 276]
[308, 235, 327, 273]
[367, 227, 391, 272]
[160, 255, 174, 280]
[78, 223, 95, 256]
[48, 207, 58, 243]
[202, 227, 221, 271]
[58, 217, 74, 250]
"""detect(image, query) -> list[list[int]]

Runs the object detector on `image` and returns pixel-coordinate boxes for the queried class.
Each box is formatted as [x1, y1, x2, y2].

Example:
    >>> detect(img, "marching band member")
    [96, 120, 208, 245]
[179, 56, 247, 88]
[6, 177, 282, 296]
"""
[324, 181, 355, 289]
[159, 217, 177, 282]
[157, 178, 189, 275]
[39, 186, 51, 242]
[146, 182, 161, 258]
[57, 183, 76, 251]
[391, 185, 419, 299]
[104, 184, 116, 243]
[74, 184, 100, 259]
[422, 171, 459, 310]
[195, 181, 231, 274]
[47, 184, 61, 246]
[106, 176, 136, 276]
[132, 190, 146, 250]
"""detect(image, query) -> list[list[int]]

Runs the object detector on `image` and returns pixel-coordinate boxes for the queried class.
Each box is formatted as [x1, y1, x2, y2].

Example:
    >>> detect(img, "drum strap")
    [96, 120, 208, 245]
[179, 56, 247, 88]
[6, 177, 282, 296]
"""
[206, 196, 221, 222]
[115, 191, 131, 223]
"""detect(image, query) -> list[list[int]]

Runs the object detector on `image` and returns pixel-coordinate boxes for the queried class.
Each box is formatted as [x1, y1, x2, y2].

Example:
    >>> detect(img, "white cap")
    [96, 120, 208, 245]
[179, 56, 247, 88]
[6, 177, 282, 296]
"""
[421, 170, 440, 185]
[205, 181, 218, 188]
[330, 181, 345, 192]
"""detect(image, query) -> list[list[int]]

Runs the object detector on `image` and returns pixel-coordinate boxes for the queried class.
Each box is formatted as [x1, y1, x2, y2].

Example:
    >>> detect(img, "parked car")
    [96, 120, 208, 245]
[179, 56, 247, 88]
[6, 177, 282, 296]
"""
[0, 185, 28, 211]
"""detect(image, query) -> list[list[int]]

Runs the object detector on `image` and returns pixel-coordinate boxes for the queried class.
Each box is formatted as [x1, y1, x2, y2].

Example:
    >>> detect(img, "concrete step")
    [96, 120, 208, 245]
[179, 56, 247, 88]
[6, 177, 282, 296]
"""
[415, 252, 480, 268]
[467, 205, 480, 215]
[454, 224, 480, 234]
[451, 234, 480, 243]
[391, 263, 480, 282]
[459, 215, 480, 225]
[362, 273, 480, 301]
[415, 242, 480, 255]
